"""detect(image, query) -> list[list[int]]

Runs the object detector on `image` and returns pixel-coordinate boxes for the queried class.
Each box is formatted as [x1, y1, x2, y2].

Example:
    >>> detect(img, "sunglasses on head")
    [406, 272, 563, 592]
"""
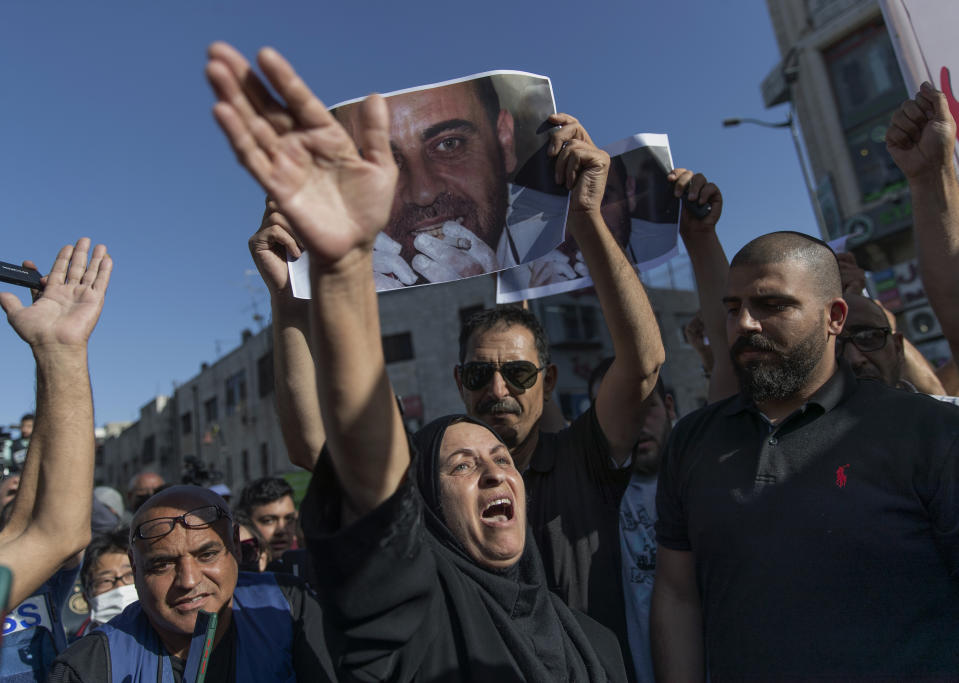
[133, 505, 231, 541]
[458, 360, 546, 391]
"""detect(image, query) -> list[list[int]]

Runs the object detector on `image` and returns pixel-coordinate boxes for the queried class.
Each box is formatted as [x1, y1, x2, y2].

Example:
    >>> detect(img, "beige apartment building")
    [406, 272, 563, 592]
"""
[99, 271, 707, 493]
[763, 0, 949, 364]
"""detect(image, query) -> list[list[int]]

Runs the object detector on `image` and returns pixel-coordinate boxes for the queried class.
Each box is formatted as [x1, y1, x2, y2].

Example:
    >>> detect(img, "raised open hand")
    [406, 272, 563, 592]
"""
[0, 238, 112, 350]
[886, 81, 957, 181]
[547, 113, 609, 215]
[668, 168, 723, 237]
[207, 42, 398, 267]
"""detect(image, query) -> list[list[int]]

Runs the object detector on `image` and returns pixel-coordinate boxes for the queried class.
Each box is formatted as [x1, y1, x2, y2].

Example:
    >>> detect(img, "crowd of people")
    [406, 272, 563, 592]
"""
[1, 41, 958, 681]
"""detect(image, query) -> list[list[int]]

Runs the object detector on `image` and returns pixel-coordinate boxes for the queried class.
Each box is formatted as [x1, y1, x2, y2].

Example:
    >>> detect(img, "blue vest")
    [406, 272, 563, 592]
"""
[0, 565, 78, 682]
[98, 572, 296, 683]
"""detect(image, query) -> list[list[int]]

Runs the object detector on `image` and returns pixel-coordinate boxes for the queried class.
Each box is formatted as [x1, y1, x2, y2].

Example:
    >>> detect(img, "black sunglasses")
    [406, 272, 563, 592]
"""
[837, 326, 891, 353]
[133, 505, 231, 541]
[458, 360, 546, 391]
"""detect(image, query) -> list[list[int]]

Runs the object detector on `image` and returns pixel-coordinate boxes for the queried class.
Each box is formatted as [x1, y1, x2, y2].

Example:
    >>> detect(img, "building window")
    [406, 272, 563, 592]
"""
[841, 113, 907, 203]
[260, 443, 270, 477]
[824, 20, 908, 202]
[542, 303, 601, 344]
[181, 412, 193, 436]
[257, 351, 274, 398]
[242, 449, 250, 482]
[225, 371, 247, 417]
[204, 397, 218, 424]
[826, 21, 904, 130]
[382, 332, 414, 364]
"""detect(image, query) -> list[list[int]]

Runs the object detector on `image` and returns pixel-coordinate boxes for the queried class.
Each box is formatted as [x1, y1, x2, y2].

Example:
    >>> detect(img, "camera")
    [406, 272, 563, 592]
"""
[0, 262, 43, 290]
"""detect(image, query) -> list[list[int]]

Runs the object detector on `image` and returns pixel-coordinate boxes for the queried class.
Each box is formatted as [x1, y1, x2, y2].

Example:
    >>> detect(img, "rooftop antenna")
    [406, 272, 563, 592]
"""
[242, 269, 268, 331]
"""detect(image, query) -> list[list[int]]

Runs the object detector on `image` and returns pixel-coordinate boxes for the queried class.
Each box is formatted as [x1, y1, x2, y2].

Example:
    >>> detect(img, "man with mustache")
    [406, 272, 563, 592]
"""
[839, 293, 957, 399]
[452, 114, 666, 679]
[652, 231, 959, 681]
[835, 252, 947, 395]
[50, 485, 335, 682]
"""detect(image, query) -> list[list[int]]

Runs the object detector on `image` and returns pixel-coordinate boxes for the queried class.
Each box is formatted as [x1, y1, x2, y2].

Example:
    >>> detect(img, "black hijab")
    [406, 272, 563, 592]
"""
[411, 415, 608, 682]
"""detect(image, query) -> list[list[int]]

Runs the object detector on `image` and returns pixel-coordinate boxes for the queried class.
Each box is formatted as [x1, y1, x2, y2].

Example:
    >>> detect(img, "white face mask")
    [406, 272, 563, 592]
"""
[88, 583, 139, 624]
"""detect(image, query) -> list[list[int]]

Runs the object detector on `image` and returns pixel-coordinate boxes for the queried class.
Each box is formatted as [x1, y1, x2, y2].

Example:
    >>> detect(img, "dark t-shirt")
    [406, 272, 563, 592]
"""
[45, 575, 332, 683]
[266, 549, 317, 589]
[656, 363, 959, 679]
[526, 406, 633, 668]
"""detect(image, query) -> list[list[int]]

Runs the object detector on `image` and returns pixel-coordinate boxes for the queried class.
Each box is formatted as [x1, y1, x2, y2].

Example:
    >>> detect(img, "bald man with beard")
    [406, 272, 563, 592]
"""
[49, 486, 334, 683]
[652, 231, 959, 681]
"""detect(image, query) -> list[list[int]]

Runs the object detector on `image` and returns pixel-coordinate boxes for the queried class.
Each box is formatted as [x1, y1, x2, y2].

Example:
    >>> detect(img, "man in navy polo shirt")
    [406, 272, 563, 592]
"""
[652, 231, 959, 681]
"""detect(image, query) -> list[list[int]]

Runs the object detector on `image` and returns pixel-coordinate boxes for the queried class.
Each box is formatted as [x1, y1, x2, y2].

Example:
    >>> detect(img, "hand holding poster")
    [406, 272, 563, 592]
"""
[288, 71, 570, 298]
[496, 134, 680, 303]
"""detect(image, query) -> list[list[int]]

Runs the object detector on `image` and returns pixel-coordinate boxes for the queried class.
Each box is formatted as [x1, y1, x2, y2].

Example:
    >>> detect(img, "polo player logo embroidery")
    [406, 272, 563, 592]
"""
[836, 464, 850, 488]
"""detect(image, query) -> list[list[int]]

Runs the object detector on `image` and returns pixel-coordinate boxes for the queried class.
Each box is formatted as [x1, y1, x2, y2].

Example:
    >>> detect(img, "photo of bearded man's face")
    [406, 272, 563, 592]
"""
[336, 79, 515, 266]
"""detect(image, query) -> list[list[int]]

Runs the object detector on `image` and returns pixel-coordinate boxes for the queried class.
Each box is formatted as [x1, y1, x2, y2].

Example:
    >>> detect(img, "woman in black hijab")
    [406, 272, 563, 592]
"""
[209, 41, 626, 681]
[303, 413, 625, 682]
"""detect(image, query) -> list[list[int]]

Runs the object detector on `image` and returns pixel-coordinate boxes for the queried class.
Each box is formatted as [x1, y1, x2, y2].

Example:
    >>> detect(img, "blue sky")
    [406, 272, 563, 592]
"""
[0, 0, 817, 428]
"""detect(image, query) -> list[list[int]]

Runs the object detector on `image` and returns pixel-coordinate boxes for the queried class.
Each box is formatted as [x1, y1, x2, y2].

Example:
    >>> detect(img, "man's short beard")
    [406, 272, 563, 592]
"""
[732, 326, 826, 403]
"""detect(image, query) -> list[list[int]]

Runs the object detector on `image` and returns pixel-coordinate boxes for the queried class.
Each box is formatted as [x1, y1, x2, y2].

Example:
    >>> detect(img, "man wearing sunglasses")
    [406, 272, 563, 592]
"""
[839, 294, 953, 399]
[50, 485, 335, 682]
[453, 114, 666, 677]
[838, 294, 905, 388]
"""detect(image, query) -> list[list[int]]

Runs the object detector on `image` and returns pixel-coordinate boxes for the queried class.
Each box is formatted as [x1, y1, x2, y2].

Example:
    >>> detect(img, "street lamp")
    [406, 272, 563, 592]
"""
[722, 117, 790, 129]
[722, 112, 826, 234]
